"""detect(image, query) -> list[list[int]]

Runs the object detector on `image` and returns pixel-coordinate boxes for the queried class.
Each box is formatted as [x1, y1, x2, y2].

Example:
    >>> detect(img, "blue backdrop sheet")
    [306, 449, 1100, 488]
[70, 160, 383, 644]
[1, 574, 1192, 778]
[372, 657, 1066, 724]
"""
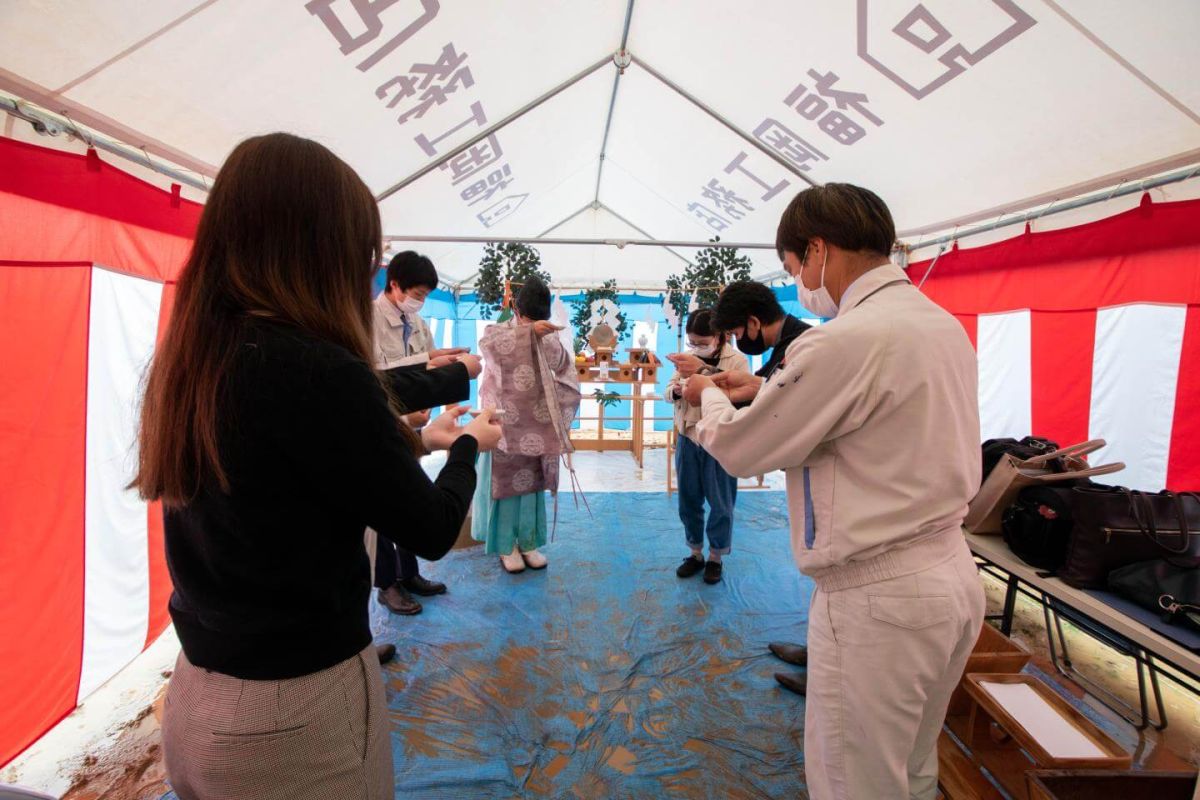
[372, 279, 818, 432]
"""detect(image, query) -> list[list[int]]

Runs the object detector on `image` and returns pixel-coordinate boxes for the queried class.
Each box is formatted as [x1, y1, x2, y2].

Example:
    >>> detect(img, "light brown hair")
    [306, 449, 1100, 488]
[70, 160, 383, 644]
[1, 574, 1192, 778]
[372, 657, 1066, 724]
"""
[776, 183, 896, 259]
[133, 132, 417, 505]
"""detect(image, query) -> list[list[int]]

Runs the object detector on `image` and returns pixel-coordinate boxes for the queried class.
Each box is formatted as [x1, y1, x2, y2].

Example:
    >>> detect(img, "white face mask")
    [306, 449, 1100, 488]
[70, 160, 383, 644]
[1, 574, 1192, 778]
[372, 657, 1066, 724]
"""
[397, 295, 424, 315]
[796, 247, 839, 318]
[688, 341, 718, 358]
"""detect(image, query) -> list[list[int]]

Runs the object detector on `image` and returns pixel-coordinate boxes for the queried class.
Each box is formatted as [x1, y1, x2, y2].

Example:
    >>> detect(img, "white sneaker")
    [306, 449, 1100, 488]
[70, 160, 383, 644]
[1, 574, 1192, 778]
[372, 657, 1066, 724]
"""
[500, 546, 525, 574]
[521, 549, 548, 570]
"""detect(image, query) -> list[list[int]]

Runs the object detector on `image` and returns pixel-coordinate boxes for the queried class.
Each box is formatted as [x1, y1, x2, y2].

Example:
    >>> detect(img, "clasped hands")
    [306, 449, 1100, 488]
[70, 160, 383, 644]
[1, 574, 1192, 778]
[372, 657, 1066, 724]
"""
[680, 370, 763, 407]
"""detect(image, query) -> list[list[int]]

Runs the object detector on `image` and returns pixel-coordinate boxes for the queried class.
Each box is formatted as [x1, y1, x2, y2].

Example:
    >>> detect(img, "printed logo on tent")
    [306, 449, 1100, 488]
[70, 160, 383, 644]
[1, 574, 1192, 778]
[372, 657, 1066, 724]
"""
[680, 0, 1038, 233]
[857, 0, 1037, 100]
[306, 0, 529, 230]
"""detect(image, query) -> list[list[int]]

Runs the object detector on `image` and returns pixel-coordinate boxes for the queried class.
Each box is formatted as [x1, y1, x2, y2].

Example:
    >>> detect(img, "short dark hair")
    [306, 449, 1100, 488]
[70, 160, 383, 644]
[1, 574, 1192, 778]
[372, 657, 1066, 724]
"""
[386, 251, 437, 292]
[712, 281, 784, 332]
[686, 308, 721, 339]
[775, 183, 896, 259]
[516, 276, 551, 321]
[686, 308, 716, 336]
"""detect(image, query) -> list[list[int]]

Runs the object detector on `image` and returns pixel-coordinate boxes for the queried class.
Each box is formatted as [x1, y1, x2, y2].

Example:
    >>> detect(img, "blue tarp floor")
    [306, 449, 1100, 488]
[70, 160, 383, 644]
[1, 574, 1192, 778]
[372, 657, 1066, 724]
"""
[369, 490, 810, 799]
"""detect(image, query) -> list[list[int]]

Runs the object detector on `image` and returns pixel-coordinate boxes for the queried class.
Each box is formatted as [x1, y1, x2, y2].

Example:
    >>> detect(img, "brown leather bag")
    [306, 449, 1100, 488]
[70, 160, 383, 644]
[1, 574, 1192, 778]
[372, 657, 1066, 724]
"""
[1058, 487, 1200, 589]
[965, 440, 1125, 534]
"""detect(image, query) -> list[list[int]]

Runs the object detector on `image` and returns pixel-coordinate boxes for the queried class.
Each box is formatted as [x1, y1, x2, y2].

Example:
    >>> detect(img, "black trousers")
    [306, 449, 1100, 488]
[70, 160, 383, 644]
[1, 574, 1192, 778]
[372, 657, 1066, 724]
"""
[374, 537, 419, 588]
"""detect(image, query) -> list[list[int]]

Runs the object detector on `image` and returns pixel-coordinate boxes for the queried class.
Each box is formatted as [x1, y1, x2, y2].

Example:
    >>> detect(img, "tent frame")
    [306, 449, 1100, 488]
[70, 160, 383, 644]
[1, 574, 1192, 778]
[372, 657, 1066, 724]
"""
[0, 96, 209, 192]
[3, 2, 1199, 289]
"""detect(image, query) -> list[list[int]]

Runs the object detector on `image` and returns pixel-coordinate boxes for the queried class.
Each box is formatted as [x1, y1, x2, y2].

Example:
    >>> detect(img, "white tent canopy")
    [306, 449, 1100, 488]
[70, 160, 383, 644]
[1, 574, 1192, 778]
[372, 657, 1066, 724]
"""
[2, 0, 1198, 286]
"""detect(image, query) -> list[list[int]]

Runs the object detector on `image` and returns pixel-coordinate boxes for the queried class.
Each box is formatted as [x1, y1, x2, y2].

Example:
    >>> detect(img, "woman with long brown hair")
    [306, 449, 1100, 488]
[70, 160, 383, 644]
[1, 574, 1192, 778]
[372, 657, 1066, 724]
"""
[132, 132, 499, 798]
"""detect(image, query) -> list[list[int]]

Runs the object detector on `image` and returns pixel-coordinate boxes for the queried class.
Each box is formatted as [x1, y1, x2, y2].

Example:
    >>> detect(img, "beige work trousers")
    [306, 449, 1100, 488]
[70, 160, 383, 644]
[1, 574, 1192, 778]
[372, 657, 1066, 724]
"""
[162, 645, 392, 800]
[804, 540, 985, 800]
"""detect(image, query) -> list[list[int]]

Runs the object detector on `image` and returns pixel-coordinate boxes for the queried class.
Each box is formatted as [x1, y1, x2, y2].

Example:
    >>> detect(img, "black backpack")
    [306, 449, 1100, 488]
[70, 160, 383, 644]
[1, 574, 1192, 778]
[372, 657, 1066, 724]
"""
[981, 436, 1059, 485]
[1002, 485, 1076, 571]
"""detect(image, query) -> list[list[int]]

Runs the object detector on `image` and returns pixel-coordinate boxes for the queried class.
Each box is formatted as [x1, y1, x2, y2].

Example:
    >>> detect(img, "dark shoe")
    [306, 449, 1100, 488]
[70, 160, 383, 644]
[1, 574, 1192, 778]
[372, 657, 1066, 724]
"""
[402, 574, 447, 596]
[375, 644, 396, 665]
[769, 642, 808, 667]
[676, 554, 705, 578]
[703, 560, 723, 584]
[775, 671, 807, 696]
[377, 585, 422, 615]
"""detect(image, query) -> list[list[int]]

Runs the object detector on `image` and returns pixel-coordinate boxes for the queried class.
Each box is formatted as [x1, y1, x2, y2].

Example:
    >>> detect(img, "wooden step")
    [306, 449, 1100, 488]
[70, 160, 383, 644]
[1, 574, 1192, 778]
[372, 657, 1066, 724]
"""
[938, 727, 1005, 800]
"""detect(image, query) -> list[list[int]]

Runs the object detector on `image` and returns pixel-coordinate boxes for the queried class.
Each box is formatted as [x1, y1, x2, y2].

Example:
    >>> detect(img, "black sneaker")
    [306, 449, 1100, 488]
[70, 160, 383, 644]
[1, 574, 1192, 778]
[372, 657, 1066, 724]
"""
[676, 554, 705, 578]
[703, 560, 723, 584]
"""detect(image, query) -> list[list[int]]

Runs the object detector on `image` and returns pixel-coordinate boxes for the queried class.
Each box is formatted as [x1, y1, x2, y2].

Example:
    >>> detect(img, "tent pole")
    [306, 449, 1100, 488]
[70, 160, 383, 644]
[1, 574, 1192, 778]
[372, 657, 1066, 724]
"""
[630, 55, 819, 189]
[0, 96, 210, 192]
[375, 56, 613, 203]
[593, 0, 637, 203]
[907, 163, 1200, 254]
[752, 162, 1200, 282]
[537, 203, 597, 238]
[597, 203, 691, 265]
[384, 234, 775, 249]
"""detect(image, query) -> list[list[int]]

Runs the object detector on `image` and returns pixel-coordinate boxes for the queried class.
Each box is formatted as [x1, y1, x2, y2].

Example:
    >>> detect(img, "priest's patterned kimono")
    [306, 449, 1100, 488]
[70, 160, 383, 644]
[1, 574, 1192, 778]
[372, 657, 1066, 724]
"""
[471, 320, 581, 555]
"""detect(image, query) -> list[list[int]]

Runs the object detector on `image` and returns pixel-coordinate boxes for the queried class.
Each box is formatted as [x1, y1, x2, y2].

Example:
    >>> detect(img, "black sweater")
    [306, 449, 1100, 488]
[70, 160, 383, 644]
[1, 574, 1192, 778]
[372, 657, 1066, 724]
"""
[383, 360, 470, 411]
[164, 319, 478, 680]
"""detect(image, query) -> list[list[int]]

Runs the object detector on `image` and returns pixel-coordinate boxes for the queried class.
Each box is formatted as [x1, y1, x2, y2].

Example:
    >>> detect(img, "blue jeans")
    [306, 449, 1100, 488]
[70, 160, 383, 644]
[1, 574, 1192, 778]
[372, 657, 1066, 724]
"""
[675, 434, 737, 555]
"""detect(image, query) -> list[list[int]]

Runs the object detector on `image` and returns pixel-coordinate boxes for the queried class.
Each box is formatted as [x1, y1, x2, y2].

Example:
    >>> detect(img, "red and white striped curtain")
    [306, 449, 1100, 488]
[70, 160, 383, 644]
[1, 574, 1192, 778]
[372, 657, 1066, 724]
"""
[0, 137, 198, 766]
[908, 195, 1200, 493]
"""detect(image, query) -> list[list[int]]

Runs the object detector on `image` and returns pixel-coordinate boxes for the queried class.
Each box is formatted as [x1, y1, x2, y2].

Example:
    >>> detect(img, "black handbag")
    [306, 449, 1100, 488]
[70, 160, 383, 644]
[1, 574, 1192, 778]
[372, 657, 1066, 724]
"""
[1002, 485, 1077, 571]
[1059, 487, 1200, 589]
[1108, 559, 1200, 632]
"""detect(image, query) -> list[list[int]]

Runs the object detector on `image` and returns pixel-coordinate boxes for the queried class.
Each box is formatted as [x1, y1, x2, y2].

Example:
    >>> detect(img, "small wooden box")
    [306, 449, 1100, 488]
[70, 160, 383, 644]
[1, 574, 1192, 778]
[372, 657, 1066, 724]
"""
[1027, 770, 1198, 800]
[947, 622, 1032, 715]
[594, 347, 614, 364]
[576, 364, 592, 380]
[640, 364, 658, 382]
[617, 364, 635, 381]
[964, 673, 1131, 773]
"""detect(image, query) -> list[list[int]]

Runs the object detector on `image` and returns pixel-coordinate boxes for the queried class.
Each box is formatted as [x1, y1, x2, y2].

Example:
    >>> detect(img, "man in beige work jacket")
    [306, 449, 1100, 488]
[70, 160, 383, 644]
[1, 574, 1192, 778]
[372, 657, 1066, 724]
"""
[370, 251, 469, 616]
[684, 183, 985, 800]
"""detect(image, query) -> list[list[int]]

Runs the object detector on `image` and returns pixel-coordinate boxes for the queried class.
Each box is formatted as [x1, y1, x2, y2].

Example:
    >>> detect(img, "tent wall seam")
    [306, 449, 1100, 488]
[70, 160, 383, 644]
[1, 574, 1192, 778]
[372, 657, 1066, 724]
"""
[629, 55, 820, 189]
[374, 55, 613, 203]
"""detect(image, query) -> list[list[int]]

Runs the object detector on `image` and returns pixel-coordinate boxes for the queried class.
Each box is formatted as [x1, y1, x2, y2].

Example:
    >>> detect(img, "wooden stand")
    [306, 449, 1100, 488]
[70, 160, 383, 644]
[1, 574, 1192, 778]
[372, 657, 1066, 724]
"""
[955, 673, 1131, 799]
[570, 379, 661, 468]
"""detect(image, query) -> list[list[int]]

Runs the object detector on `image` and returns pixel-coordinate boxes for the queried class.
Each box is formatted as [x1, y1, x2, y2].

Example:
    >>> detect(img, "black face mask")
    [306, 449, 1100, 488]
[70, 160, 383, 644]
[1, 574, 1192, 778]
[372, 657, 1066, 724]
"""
[735, 323, 768, 355]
